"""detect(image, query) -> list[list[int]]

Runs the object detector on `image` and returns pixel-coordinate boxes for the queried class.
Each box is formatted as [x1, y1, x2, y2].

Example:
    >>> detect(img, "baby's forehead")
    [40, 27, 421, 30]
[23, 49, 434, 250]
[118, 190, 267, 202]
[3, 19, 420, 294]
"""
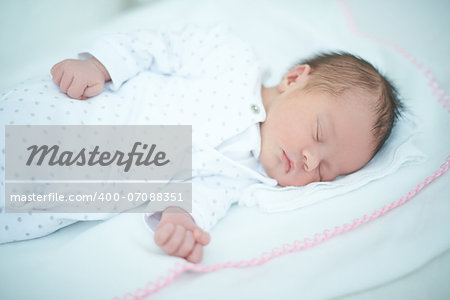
[313, 91, 377, 135]
[311, 88, 378, 112]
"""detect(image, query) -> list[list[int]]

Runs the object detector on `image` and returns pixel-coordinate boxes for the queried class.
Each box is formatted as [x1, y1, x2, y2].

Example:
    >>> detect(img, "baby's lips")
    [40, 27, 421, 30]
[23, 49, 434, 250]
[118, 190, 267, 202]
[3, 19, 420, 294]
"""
[281, 150, 291, 173]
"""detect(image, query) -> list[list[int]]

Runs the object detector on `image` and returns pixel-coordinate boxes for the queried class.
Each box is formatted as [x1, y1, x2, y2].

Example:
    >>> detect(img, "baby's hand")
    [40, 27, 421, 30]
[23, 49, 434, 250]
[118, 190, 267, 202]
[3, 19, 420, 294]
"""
[50, 57, 111, 100]
[154, 207, 211, 263]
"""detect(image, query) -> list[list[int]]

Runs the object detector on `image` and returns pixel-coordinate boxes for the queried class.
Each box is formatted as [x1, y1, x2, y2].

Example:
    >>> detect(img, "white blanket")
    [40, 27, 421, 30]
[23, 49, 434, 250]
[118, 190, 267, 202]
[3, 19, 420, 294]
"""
[0, 0, 449, 299]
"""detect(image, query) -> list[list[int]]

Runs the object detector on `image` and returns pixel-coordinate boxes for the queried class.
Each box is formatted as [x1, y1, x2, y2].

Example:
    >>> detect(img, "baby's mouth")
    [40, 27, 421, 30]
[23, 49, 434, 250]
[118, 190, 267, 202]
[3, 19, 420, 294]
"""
[281, 150, 292, 173]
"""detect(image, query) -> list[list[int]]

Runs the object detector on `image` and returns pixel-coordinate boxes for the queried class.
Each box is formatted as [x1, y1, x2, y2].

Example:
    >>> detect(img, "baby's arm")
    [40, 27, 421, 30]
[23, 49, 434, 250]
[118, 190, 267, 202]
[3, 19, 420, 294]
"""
[51, 25, 232, 99]
[51, 57, 111, 100]
[154, 206, 211, 263]
[51, 28, 183, 99]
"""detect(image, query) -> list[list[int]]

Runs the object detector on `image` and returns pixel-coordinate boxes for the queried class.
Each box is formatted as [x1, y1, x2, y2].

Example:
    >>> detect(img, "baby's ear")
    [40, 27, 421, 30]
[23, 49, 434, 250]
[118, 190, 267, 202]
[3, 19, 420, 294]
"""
[279, 64, 311, 93]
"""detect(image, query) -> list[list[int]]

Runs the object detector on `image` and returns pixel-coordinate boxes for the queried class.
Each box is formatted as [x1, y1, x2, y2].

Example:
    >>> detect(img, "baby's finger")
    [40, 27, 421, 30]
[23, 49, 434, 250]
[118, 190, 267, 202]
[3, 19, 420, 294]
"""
[83, 83, 103, 98]
[162, 225, 186, 255]
[50, 63, 58, 75]
[51, 67, 63, 86]
[193, 228, 201, 241]
[67, 78, 87, 100]
[186, 243, 203, 264]
[174, 230, 195, 258]
[60, 73, 74, 94]
[200, 231, 210, 245]
[193, 228, 210, 246]
[153, 223, 175, 247]
[50, 61, 63, 75]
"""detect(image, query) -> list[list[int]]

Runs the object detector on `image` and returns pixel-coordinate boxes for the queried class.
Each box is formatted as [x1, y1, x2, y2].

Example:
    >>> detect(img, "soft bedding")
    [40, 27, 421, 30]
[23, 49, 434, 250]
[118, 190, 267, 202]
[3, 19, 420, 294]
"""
[0, 0, 449, 299]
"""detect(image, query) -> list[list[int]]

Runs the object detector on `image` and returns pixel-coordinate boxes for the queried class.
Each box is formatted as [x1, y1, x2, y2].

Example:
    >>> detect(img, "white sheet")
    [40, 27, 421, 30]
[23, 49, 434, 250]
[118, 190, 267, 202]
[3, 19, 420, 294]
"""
[0, 0, 449, 299]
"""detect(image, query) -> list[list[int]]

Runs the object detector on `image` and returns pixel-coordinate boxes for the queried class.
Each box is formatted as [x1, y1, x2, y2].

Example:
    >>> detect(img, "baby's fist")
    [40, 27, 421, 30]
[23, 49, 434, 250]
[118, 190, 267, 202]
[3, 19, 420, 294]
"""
[154, 207, 210, 263]
[50, 57, 110, 100]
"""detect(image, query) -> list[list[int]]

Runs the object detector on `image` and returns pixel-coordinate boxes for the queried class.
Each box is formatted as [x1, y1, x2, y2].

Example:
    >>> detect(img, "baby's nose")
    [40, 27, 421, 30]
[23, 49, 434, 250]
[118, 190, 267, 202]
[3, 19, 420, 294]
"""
[303, 150, 319, 172]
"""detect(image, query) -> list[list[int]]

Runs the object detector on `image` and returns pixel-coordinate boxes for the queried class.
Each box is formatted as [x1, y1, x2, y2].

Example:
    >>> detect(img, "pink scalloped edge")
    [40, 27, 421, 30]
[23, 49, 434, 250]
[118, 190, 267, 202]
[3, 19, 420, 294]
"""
[114, 1, 450, 299]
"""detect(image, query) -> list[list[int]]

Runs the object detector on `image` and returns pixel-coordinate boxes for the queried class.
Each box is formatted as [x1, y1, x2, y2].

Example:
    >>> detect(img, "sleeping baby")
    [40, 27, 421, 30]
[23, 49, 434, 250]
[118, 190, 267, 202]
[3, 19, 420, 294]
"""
[47, 24, 401, 263]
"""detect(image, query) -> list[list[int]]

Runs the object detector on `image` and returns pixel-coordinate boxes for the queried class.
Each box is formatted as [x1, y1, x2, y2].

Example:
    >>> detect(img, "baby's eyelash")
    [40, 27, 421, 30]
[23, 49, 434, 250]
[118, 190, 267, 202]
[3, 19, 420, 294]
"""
[316, 119, 320, 142]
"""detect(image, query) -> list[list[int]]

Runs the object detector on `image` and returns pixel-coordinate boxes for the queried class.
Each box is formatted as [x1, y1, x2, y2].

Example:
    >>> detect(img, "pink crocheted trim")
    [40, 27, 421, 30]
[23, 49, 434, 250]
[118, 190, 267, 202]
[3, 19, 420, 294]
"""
[115, 157, 450, 299]
[114, 1, 450, 299]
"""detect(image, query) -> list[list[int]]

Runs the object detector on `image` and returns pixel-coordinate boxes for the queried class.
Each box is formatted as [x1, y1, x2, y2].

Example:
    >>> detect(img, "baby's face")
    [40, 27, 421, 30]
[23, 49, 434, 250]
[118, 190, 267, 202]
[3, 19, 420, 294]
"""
[259, 86, 375, 187]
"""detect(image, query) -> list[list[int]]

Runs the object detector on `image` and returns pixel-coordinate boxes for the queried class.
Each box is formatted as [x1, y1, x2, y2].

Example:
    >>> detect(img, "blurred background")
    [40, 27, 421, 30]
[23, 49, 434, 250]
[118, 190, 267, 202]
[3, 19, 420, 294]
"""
[0, 0, 449, 299]
[1, 0, 449, 93]
[0, 0, 158, 92]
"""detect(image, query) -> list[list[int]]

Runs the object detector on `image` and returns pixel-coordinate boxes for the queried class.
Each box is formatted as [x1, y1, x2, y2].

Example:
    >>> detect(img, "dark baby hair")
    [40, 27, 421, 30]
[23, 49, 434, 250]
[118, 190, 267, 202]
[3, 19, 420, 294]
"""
[296, 51, 404, 157]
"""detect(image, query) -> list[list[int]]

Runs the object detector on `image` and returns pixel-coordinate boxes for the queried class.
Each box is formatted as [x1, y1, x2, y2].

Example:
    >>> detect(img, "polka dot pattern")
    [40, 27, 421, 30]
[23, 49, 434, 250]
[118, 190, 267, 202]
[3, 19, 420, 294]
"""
[0, 24, 274, 243]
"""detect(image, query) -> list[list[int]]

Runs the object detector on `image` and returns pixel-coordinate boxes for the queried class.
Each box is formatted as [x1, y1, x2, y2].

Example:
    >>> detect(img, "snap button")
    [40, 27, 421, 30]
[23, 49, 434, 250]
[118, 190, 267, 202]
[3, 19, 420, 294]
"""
[250, 104, 260, 114]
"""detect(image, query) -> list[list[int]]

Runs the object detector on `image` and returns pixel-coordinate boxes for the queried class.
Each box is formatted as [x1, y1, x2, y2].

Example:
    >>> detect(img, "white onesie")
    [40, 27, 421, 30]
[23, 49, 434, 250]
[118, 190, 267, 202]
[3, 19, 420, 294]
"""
[146, 122, 277, 232]
[0, 24, 278, 243]
[80, 24, 280, 232]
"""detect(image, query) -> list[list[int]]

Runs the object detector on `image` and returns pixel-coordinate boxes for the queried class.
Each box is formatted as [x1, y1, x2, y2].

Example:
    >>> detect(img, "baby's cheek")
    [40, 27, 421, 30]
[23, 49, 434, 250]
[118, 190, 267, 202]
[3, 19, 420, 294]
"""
[279, 171, 317, 187]
[259, 157, 276, 178]
[259, 149, 275, 169]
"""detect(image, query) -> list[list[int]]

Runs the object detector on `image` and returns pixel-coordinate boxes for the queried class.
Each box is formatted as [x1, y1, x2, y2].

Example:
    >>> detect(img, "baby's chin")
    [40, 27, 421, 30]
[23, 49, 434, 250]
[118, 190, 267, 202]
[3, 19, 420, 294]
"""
[266, 168, 315, 187]
[277, 177, 313, 187]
